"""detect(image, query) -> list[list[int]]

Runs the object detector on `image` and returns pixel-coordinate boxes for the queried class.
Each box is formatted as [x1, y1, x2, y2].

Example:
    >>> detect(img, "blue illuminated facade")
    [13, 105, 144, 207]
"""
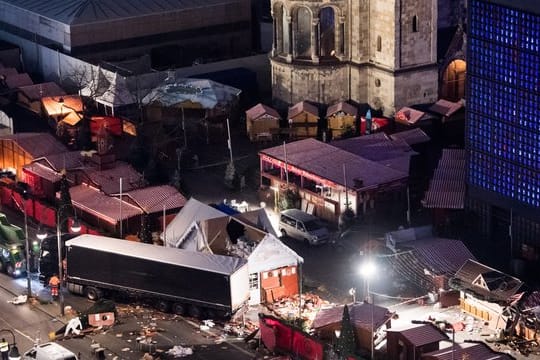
[466, 0, 540, 258]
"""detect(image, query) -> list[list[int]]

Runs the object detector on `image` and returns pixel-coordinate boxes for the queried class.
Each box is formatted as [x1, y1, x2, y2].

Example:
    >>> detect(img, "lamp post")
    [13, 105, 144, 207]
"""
[37, 207, 80, 316]
[359, 259, 376, 359]
[0, 329, 21, 360]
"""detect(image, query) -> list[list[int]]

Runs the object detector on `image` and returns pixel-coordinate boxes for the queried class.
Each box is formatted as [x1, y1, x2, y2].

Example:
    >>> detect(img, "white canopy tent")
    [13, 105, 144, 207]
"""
[162, 198, 225, 249]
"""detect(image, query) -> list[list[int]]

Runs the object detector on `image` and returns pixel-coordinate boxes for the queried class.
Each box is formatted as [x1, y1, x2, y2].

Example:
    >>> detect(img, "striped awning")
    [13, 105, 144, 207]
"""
[422, 148, 466, 209]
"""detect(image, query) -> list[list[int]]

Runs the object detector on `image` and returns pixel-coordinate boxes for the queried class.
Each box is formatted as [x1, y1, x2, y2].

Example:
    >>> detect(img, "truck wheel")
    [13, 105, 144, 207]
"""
[188, 305, 203, 319]
[6, 264, 15, 277]
[280, 229, 287, 238]
[155, 300, 170, 313]
[85, 286, 102, 301]
[172, 303, 186, 315]
[205, 309, 217, 319]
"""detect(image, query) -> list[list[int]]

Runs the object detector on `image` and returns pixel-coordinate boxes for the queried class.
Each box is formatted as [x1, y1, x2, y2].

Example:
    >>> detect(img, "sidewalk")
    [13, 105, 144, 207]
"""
[8, 273, 70, 325]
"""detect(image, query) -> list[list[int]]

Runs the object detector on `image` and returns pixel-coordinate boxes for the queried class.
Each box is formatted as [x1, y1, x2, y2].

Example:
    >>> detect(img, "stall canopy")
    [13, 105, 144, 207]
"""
[248, 234, 303, 274]
[162, 198, 226, 249]
[142, 78, 241, 110]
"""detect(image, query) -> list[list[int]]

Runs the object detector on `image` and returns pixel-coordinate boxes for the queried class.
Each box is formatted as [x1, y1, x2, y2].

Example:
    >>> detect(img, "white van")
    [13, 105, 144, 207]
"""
[279, 209, 330, 245]
[22, 342, 78, 360]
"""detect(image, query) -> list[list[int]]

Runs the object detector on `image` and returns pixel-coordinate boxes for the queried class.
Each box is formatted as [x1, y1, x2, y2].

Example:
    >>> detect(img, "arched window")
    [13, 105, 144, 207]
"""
[295, 7, 312, 58]
[320, 7, 336, 57]
[376, 36, 382, 52]
[412, 15, 418, 32]
[281, 5, 290, 55]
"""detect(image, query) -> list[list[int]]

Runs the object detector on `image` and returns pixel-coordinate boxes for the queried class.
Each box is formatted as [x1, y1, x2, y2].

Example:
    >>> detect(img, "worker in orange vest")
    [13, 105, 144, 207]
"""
[49, 274, 61, 299]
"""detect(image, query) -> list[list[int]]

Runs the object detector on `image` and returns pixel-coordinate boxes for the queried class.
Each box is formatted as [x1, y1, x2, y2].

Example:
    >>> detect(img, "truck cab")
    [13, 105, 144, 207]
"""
[0, 242, 25, 277]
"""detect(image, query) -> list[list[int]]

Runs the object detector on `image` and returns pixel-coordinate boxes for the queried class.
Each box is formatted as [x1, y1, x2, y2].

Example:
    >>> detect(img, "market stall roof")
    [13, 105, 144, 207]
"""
[5, 73, 33, 89]
[422, 148, 466, 209]
[429, 99, 464, 117]
[0, 133, 67, 158]
[389, 128, 430, 146]
[326, 101, 358, 117]
[124, 185, 187, 214]
[261, 138, 408, 190]
[69, 184, 143, 224]
[386, 323, 448, 347]
[450, 259, 523, 304]
[18, 82, 66, 101]
[423, 338, 514, 359]
[66, 234, 246, 275]
[42, 95, 84, 116]
[394, 106, 426, 126]
[163, 197, 226, 248]
[142, 78, 241, 110]
[246, 103, 280, 120]
[288, 101, 319, 119]
[84, 162, 144, 195]
[312, 303, 392, 331]
[248, 234, 303, 273]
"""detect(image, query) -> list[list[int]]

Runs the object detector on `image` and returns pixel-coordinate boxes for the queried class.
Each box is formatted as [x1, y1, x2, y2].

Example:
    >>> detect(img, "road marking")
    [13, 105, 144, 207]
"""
[0, 314, 36, 342]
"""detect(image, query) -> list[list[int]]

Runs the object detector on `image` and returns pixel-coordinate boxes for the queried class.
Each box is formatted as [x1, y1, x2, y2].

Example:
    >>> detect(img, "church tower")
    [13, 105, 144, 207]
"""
[270, 0, 439, 116]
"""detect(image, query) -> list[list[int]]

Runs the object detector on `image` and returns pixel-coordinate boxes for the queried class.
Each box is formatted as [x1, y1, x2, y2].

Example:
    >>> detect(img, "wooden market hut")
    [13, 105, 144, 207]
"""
[17, 82, 66, 115]
[245, 103, 280, 142]
[287, 101, 319, 139]
[326, 101, 358, 140]
[312, 302, 393, 354]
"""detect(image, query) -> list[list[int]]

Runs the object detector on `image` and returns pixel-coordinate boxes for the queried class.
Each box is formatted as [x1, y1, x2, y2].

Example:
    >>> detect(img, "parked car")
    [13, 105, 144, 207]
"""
[279, 209, 330, 245]
[22, 342, 78, 360]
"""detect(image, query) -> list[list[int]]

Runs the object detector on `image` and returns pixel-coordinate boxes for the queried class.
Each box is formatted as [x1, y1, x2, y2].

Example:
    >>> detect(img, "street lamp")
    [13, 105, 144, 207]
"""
[37, 207, 81, 316]
[0, 329, 21, 360]
[359, 259, 376, 359]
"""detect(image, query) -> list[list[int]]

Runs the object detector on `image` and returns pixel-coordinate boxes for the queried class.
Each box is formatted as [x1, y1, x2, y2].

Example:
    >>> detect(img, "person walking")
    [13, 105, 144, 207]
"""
[49, 274, 61, 299]
[0, 338, 9, 360]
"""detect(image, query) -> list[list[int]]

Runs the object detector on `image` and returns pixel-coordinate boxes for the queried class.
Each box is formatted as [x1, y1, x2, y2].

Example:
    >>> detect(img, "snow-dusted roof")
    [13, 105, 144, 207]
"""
[66, 234, 247, 275]
[248, 234, 303, 273]
[3, 0, 240, 25]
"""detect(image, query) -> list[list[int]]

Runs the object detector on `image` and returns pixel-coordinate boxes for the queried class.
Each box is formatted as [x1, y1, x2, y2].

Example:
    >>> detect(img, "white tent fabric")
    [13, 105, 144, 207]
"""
[248, 234, 303, 274]
[163, 198, 225, 248]
[142, 78, 241, 110]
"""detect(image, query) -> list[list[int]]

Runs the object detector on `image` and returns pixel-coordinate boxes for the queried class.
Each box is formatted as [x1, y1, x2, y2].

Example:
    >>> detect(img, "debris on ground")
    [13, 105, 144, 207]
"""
[8, 294, 27, 304]
[165, 345, 193, 358]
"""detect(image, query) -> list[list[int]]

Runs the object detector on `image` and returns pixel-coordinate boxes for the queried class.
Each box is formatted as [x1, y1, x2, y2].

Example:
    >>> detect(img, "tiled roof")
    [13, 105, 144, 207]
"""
[397, 237, 476, 276]
[260, 138, 408, 190]
[312, 303, 392, 330]
[422, 149, 466, 209]
[2, 0, 243, 25]
[451, 259, 523, 303]
[84, 162, 144, 195]
[424, 341, 515, 360]
[70, 184, 143, 224]
[331, 134, 416, 174]
[288, 101, 319, 119]
[245, 103, 280, 120]
[35, 151, 85, 172]
[18, 82, 65, 101]
[326, 101, 358, 117]
[0, 133, 67, 158]
[22, 163, 62, 183]
[386, 323, 448, 347]
[390, 128, 430, 146]
[125, 185, 187, 214]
